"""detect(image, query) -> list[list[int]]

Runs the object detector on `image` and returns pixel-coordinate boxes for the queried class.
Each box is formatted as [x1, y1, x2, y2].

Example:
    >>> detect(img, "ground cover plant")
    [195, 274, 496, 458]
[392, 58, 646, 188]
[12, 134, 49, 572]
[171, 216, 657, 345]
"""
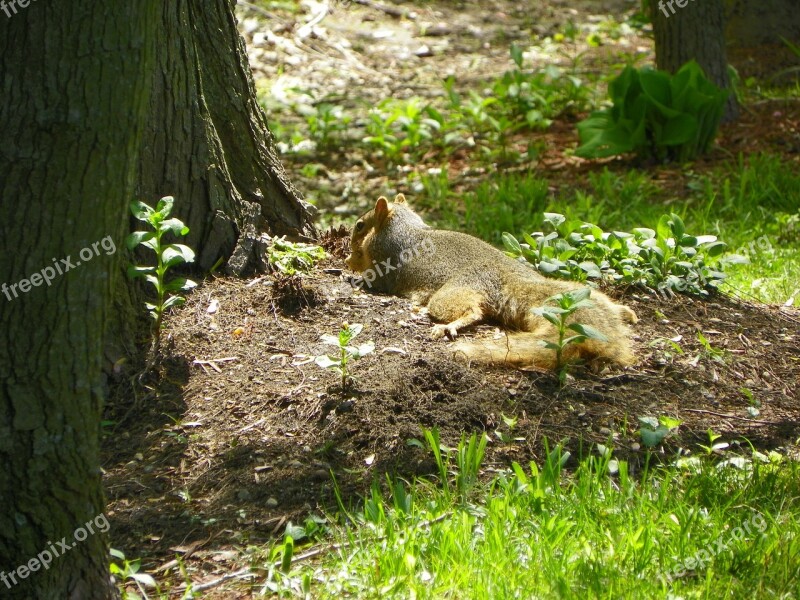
[257, 433, 799, 599]
[575, 60, 728, 162]
[103, 1, 800, 597]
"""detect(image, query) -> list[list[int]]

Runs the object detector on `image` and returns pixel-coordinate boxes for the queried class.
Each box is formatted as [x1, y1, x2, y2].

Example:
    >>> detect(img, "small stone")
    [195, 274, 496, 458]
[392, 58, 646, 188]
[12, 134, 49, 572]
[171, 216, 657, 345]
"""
[336, 400, 355, 414]
[266, 497, 278, 508]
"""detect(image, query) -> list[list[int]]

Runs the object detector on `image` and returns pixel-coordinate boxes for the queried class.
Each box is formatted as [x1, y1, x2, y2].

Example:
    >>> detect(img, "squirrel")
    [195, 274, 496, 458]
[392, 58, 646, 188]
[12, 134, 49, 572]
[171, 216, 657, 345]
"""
[345, 194, 637, 370]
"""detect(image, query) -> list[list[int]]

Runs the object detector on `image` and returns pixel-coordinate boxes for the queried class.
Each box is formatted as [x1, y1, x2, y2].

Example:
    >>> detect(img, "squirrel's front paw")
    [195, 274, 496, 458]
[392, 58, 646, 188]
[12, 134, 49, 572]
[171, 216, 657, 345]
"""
[431, 324, 458, 340]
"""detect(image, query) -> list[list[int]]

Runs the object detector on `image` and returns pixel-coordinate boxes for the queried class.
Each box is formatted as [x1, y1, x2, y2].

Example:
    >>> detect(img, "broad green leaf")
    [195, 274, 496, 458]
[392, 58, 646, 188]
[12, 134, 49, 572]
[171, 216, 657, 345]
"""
[163, 277, 197, 292]
[126, 230, 154, 250]
[502, 232, 522, 255]
[659, 416, 683, 429]
[314, 355, 339, 369]
[566, 287, 591, 304]
[640, 425, 670, 448]
[130, 572, 157, 588]
[320, 334, 340, 346]
[130, 200, 154, 221]
[656, 215, 673, 241]
[161, 295, 186, 310]
[661, 113, 697, 146]
[543, 213, 567, 228]
[155, 195, 175, 217]
[704, 241, 727, 257]
[162, 244, 196, 267]
[568, 323, 609, 342]
[127, 265, 156, 279]
[638, 416, 659, 429]
[159, 218, 190, 236]
[571, 299, 595, 310]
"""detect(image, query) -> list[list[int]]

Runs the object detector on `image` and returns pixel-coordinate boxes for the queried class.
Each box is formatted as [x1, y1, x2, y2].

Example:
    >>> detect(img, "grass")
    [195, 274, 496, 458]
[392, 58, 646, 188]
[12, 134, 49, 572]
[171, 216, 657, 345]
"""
[413, 153, 800, 305]
[245, 27, 800, 598]
[260, 432, 800, 599]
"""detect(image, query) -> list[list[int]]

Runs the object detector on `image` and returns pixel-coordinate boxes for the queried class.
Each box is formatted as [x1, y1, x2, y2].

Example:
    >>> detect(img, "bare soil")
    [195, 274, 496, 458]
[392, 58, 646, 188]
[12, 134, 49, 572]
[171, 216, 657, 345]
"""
[102, 248, 800, 595]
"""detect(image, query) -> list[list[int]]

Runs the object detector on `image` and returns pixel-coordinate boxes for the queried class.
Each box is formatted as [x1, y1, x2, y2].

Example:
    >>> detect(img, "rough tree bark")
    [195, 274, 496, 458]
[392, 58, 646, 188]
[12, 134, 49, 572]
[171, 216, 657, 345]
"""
[0, 2, 157, 599]
[651, 0, 739, 122]
[1, 0, 316, 597]
[138, 0, 317, 276]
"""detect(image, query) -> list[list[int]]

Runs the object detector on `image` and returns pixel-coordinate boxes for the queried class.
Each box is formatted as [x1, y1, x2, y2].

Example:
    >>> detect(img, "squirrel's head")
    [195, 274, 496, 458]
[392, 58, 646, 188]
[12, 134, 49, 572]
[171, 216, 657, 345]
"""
[346, 194, 425, 272]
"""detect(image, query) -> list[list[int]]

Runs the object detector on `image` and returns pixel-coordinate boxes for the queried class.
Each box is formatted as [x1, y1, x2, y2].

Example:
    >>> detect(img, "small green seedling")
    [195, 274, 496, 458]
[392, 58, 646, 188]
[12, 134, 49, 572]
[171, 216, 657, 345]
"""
[698, 428, 729, 456]
[532, 287, 609, 384]
[697, 330, 727, 363]
[638, 415, 682, 448]
[268, 237, 327, 275]
[126, 196, 197, 348]
[110, 548, 159, 599]
[314, 322, 374, 390]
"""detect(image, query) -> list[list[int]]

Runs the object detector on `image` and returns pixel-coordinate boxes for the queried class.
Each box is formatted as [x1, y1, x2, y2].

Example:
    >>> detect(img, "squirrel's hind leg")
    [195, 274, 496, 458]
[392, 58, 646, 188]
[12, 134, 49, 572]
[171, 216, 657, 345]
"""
[427, 286, 486, 340]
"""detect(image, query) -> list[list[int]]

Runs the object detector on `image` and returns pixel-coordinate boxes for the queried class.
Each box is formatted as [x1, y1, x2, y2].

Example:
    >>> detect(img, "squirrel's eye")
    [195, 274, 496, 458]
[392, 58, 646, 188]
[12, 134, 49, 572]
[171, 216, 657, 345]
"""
[355, 221, 365, 231]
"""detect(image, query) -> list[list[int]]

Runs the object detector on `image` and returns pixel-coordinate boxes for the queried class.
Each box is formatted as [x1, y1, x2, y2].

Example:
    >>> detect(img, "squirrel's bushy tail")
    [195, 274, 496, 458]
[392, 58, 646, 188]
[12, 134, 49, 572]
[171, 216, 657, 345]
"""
[452, 310, 637, 370]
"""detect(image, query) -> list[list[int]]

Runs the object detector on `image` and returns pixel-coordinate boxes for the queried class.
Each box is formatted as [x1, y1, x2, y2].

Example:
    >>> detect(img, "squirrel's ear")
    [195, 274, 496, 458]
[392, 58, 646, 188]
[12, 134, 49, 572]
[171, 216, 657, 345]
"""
[394, 193, 407, 204]
[374, 196, 390, 222]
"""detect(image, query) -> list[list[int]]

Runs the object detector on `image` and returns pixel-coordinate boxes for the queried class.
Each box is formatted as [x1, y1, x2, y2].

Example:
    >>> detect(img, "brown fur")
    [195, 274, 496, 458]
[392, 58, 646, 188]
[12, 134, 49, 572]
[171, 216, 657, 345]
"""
[346, 195, 637, 370]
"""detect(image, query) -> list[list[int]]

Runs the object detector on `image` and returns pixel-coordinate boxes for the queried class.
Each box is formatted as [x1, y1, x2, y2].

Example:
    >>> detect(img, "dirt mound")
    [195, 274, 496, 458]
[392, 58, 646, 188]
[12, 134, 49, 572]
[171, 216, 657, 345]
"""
[102, 264, 800, 574]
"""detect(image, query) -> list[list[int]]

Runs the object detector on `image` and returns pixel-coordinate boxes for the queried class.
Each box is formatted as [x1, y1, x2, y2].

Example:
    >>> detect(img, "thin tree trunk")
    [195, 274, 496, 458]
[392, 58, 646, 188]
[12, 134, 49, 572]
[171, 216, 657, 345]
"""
[0, 2, 157, 598]
[137, 0, 317, 276]
[651, 0, 739, 122]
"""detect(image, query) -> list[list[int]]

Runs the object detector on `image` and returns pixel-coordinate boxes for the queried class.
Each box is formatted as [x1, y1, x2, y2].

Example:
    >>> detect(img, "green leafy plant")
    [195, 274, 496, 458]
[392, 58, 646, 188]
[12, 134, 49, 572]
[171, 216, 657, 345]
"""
[495, 413, 524, 444]
[127, 197, 197, 345]
[110, 548, 162, 599]
[490, 44, 587, 128]
[698, 428, 729, 456]
[697, 331, 727, 363]
[306, 102, 351, 150]
[532, 288, 609, 385]
[267, 237, 326, 275]
[576, 60, 728, 162]
[409, 427, 488, 503]
[314, 322, 374, 390]
[363, 97, 443, 163]
[442, 45, 590, 164]
[638, 415, 682, 448]
[503, 212, 733, 296]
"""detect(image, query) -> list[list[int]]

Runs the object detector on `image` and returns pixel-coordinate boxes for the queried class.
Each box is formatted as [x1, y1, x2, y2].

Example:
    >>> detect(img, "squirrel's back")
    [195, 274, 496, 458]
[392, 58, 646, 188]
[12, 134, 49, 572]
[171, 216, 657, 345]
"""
[346, 194, 637, 370]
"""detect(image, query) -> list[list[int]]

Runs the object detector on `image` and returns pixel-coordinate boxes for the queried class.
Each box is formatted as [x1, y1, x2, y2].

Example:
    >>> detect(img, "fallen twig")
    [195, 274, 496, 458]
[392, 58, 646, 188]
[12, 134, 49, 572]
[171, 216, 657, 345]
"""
[192, 356, 238, 374]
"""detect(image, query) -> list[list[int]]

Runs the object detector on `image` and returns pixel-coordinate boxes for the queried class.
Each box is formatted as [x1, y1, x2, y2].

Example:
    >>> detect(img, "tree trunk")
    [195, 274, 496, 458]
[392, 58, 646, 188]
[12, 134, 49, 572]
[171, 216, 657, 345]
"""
[724, 0, 800, 83]
[2, 0, 316, 594]
[137, 0, 317, 276]
[651, 0, 739, 122]
[725, 0, 800, 47]
[0, 2, 157, 599]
